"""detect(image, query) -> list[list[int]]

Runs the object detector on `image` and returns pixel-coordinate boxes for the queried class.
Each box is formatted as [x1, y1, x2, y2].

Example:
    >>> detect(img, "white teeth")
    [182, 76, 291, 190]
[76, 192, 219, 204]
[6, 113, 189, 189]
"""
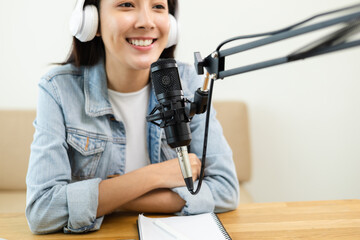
[129, 39, 153, 47]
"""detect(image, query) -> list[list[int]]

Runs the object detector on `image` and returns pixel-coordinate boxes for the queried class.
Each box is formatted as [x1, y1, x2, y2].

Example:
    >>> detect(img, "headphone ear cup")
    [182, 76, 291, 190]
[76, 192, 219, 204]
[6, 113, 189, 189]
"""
[76, 5, 99, 42]
[166, 14, 178, 48]
[69, 0, 85, 37]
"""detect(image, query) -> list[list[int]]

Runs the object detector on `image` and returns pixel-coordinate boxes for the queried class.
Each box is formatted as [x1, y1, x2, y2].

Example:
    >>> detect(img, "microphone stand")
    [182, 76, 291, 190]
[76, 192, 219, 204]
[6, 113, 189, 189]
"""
[191, 3, 360, 194]
[195, 4, 360, 79]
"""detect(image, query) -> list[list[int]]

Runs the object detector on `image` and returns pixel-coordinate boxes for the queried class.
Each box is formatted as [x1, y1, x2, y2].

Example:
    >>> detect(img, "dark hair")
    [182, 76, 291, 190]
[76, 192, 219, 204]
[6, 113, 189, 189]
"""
[63, 0, 178, 67]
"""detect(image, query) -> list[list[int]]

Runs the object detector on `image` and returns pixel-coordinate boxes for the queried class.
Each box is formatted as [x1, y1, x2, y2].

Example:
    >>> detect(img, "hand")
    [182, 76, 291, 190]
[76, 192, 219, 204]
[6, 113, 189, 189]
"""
[152, 153, 201, 189]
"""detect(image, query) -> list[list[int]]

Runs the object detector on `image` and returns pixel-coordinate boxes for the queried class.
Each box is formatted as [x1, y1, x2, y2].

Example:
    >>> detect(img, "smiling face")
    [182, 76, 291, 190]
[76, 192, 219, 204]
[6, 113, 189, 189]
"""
[99, 0, 170, 72]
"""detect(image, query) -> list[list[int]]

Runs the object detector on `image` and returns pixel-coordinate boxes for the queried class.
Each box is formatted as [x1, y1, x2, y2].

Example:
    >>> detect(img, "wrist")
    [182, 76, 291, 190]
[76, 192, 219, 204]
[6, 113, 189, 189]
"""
[144, 163, 164, 189]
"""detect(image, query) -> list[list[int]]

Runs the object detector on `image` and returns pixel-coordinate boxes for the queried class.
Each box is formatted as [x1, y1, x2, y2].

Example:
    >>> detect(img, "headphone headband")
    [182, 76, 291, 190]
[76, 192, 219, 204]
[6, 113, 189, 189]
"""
[69, 0, 178, 47]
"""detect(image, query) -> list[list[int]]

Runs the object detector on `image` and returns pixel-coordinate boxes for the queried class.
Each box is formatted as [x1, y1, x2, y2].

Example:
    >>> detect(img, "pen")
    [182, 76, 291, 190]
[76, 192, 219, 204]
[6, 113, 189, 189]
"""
[153, 219, 192, 240]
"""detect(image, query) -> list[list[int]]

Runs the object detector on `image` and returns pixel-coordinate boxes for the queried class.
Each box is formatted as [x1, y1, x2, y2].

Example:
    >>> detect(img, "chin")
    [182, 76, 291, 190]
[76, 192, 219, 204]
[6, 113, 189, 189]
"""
[132, 62, 151, 70]
[133, 57, 159, 70]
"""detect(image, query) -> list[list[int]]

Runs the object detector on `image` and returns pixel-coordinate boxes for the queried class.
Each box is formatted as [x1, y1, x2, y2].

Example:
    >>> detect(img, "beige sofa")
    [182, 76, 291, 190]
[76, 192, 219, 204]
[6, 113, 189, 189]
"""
[213, 101, 253, 203]
[0, 110, 35, 213]
[0, 101, 252, 213]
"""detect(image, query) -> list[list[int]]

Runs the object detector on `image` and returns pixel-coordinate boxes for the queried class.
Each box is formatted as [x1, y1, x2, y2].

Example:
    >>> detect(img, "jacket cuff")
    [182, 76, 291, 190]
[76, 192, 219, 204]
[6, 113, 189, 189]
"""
[64, 178, 103, 233]
[171, 180, 215, 215]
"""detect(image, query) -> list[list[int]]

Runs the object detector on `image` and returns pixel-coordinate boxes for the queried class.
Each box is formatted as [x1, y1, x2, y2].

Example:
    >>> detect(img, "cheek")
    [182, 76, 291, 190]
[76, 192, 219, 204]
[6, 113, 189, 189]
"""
[156, 18, 170, 38]
[100, 14, 134, 40]
[101, 18, 121, 38]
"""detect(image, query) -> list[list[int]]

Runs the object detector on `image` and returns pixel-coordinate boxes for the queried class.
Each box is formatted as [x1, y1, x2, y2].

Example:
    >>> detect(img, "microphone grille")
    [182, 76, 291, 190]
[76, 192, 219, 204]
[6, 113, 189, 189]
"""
[151, 59, 182, 96]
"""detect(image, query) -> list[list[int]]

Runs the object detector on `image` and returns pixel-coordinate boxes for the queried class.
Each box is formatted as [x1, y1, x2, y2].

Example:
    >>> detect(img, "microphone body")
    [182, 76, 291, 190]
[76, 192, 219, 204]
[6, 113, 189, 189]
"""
[150, 59, 194, 191]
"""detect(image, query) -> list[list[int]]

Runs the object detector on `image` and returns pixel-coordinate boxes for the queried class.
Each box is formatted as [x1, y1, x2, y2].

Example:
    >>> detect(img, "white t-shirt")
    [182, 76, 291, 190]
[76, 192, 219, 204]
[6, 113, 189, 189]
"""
[107, 84, 150, 173]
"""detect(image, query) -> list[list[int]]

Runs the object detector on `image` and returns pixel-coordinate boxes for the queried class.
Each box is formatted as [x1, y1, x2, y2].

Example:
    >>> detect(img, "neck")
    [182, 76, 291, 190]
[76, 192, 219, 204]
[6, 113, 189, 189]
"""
[106, 59, 150, 93]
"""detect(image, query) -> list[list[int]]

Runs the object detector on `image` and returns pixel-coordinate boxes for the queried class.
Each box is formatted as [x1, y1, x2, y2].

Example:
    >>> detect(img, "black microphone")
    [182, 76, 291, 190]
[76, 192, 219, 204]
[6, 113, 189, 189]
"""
[149, 58, 194, 192]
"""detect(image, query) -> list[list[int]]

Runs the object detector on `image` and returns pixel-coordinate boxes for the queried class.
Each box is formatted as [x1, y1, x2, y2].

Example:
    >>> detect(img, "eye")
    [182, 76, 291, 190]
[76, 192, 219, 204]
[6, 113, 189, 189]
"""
[119, 2, 134, 8]
[153, 4, 166, 10]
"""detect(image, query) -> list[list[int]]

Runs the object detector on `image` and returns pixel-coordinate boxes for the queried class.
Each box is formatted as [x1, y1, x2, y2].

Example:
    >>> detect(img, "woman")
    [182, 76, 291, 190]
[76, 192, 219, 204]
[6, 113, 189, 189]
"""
[26, 0, 239, 234]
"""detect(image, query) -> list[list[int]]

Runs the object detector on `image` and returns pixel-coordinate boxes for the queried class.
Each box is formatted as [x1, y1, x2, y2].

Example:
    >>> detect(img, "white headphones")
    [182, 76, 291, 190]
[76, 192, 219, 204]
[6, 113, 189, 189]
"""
[69, 0, 178, 48]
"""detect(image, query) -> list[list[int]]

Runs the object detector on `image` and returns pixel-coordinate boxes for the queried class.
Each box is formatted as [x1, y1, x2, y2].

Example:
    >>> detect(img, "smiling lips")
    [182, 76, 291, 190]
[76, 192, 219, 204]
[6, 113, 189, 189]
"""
[127, 38, 157, 47]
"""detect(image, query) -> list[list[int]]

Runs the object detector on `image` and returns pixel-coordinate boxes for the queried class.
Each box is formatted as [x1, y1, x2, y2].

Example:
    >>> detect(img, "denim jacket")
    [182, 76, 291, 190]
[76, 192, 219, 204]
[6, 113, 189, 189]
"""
[26, 59, 240, 234]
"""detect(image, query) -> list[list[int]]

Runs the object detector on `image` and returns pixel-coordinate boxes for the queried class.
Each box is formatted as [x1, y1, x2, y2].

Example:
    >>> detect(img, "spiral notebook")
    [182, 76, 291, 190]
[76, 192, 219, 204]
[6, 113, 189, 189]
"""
[138, 212, 231, 240]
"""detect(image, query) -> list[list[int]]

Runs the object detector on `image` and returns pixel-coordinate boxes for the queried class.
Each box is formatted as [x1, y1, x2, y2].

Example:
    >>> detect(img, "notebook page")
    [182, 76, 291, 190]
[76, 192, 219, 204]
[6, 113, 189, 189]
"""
[138, 213, 228, 240]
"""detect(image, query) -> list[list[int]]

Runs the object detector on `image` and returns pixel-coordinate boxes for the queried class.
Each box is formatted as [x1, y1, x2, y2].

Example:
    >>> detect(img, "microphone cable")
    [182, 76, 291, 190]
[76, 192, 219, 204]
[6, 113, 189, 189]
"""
[216, 3, 360, 51]
[189, 73, 214, 195]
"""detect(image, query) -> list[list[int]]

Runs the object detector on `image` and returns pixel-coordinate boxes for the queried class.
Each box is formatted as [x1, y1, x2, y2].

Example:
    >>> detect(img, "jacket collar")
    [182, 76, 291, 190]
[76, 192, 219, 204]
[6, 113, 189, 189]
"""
[83, 59, 113, 117]
[83, 58, 160, 118]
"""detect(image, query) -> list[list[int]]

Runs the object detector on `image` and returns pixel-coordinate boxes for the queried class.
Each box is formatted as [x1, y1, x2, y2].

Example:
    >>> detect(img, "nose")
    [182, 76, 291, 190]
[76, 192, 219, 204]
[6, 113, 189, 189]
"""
[135, 8, 156, 30]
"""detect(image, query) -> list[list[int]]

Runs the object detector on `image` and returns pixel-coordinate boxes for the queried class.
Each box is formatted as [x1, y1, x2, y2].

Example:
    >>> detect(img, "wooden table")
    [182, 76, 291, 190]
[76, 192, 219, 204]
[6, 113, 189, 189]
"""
[1, 200, 359, 239]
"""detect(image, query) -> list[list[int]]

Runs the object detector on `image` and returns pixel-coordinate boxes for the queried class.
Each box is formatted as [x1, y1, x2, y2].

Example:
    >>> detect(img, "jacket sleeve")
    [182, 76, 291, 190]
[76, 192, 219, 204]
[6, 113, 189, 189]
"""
[171, 63, 240, 215]
[26, 77, 103, 234]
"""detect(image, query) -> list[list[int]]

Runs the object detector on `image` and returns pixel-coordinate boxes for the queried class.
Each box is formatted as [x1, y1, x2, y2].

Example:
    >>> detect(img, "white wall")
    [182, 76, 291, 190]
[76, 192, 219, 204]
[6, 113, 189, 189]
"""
[1, 0, 359, 202]
[0, 0, 73, 109]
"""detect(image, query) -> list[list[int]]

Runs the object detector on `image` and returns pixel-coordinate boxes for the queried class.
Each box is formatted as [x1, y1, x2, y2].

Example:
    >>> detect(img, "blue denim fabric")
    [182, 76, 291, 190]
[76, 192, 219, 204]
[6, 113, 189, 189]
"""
[26, 59, 239, 234]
